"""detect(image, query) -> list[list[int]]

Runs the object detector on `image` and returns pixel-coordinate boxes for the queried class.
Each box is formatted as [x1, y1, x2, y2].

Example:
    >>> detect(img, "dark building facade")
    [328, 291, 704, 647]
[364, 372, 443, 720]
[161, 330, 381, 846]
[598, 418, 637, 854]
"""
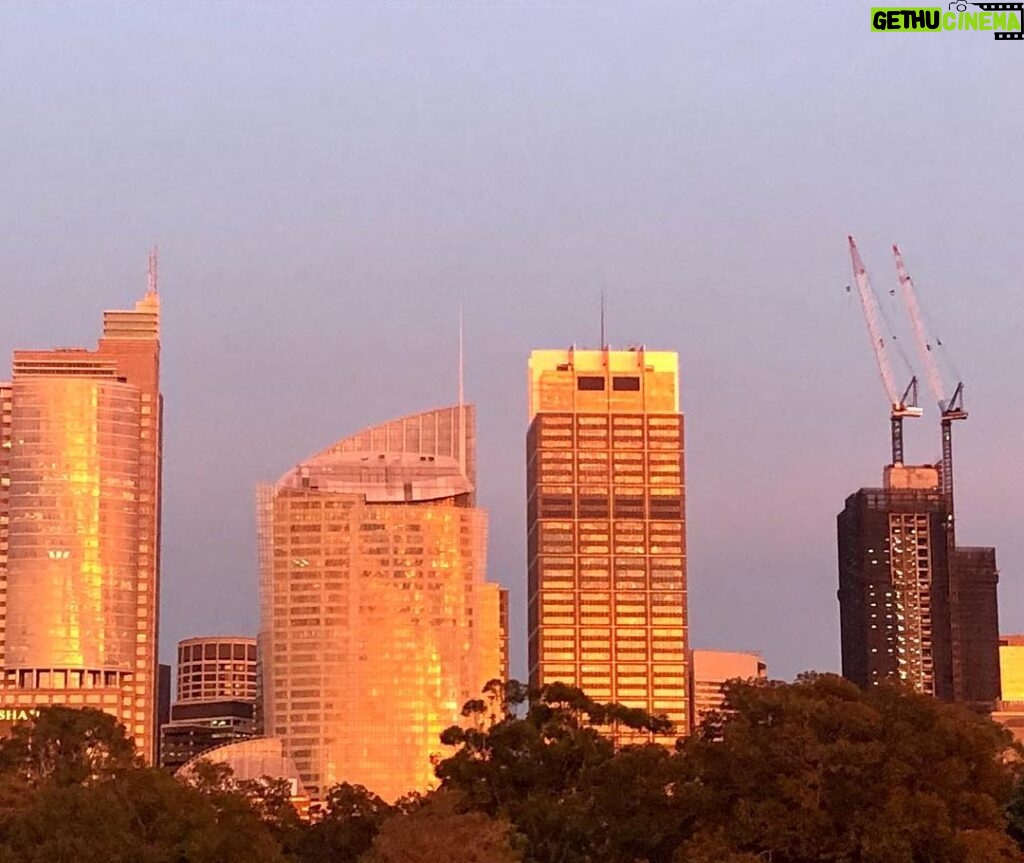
[837, 464, 999, 706]
[951, 546, 1000, 703]
[160, 699, 257, 770]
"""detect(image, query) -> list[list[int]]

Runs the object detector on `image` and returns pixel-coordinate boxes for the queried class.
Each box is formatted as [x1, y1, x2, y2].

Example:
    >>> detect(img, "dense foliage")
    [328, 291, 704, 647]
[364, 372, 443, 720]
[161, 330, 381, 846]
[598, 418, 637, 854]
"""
[1, 675, 1023, 862]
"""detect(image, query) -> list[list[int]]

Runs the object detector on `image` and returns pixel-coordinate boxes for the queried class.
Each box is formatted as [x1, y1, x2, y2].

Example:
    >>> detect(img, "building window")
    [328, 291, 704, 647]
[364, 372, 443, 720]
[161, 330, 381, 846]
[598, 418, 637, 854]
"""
[577, 376, 605, 391]
[612, 376, 640, 391]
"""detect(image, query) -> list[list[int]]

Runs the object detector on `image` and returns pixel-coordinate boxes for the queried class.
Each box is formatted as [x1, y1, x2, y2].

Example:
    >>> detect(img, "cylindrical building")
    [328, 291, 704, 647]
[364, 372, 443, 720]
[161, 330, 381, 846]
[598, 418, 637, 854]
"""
[175, 636, 258, 703]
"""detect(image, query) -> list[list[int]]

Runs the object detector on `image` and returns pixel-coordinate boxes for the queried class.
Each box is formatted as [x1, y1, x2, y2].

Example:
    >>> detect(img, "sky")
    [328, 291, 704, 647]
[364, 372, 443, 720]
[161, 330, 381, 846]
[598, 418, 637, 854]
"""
[1, 2, 1022, 683]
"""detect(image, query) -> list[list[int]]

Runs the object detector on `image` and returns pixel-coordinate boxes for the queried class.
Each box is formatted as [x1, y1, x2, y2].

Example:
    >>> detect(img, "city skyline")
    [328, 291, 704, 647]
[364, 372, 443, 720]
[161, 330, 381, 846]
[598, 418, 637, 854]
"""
[0, 254, 1015, 688]
[2, 4, 1021, 686]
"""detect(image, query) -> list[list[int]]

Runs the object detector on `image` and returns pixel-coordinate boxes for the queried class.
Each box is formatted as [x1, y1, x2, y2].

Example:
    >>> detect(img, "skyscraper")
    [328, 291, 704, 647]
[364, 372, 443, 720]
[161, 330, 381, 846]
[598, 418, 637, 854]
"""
[837, 463, 999, 705]
[526, 348, 688, 743]
[0, 266, 162, 761]
[258, 404, 504, 802]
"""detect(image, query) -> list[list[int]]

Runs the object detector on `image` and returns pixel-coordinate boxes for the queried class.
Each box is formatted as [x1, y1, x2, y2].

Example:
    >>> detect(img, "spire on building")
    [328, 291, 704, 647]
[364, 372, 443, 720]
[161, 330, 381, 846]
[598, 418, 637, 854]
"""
[147, 246, 159, 297]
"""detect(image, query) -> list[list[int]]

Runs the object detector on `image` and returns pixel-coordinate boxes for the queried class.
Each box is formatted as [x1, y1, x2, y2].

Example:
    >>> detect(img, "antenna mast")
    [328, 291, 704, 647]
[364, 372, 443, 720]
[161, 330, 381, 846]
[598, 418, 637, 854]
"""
[147, 246, 159, 295]
[458, 302, 464, 407]
[600, 288, 607, 349]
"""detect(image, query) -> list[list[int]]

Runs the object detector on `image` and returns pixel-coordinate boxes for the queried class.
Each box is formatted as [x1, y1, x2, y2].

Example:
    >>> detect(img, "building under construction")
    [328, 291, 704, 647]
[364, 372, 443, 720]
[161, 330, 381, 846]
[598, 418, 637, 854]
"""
[837, 239, 1000, 707]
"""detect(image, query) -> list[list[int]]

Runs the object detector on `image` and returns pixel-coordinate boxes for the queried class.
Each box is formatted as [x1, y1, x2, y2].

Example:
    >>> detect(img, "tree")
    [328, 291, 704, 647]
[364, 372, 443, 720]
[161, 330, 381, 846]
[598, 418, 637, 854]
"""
[361, 791, 520, 863]
[0, 706, 137, 787]
[295, 782, 394, 863]
[0, 766, 287, 863]
[680, 673, 1024, 863]
[0, 709, 288, 863]
[436, 680, 682, 863]
[438, 675, 1024, 863]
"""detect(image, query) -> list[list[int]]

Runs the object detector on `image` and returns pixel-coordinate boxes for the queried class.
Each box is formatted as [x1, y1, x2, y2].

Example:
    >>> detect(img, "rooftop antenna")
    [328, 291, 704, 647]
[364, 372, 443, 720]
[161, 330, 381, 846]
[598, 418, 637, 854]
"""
[147, 245, 159, 295]
[600, 284, 607, 349]
[458, 301, 464, 407]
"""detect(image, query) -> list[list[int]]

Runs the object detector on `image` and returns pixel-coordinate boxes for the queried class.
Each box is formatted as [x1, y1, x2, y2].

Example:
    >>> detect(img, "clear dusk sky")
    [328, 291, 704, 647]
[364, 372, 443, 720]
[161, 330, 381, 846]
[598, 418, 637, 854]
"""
[1, 2, 1022, 681]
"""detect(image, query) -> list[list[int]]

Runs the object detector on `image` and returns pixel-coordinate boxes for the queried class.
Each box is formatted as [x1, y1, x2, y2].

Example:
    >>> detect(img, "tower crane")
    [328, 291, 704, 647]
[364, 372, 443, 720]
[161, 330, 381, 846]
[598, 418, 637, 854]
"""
[892, 244, 967, 503]
[893, 243, 969, 703]
[848, 236, 922, 465]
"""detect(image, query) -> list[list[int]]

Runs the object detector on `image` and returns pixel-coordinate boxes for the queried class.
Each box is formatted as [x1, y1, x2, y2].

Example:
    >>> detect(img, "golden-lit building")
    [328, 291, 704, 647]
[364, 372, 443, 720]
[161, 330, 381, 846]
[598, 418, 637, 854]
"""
[527, 348, 688, 744]
[689, 649, 767, 729]
[0, 262, 162, 762]
[992, 635, 1024, 743]
[258, 405, 505, 802]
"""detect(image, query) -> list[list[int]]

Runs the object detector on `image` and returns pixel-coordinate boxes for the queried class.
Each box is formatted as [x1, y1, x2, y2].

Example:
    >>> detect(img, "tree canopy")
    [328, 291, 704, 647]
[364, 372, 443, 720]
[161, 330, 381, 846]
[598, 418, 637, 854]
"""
[1, 680, 1022, 863]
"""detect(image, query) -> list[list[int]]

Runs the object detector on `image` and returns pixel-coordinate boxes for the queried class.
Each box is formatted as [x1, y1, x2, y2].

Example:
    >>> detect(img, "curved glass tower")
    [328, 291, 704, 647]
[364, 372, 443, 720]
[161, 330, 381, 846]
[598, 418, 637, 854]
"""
[258, 405, 505, 802]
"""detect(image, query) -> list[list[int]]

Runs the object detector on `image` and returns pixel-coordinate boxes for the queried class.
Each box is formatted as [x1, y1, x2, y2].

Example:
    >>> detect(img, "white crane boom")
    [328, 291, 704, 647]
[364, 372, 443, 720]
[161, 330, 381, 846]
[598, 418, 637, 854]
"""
[848, 236, 921, 465]
[849, 236, 911, 412]
[893, 244, 948, 411]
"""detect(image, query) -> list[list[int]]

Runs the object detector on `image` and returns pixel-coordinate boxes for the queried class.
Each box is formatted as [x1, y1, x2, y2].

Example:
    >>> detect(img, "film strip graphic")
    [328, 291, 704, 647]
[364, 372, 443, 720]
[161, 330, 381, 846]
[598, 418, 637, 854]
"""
[968, 2, 1024, 39]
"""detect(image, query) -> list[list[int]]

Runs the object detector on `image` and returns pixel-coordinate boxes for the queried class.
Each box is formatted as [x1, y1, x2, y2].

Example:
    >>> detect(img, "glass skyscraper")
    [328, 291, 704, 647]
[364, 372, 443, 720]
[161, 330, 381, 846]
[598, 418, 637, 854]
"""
[0, 275, 162, 762]
[258, 404, 505, 802]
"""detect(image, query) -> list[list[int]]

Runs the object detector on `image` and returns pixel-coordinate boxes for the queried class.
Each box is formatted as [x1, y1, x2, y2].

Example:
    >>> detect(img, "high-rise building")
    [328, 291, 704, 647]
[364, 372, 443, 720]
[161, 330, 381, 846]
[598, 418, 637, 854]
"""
[837, 463, 999, 705]
[258, 405, 504, 802]
[0, 268, 162, 762]
[526, 348, 688, 743]
[160, 636, 258, 770]
[689, 649, 767, 729]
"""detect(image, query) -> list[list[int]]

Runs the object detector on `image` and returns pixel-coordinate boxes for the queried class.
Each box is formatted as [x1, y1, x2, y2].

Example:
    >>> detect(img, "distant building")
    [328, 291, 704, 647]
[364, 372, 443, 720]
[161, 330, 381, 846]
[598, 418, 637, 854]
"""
[258, 405, 504, 801]
[991, 636, 1024, 743]
[837, 464, 999, 705]
[175, 736, 310, 820]
[159, 637, 258, 770]
[527, 348, 688, 745]
[0, 267, 163, 763]
[689, 649, 767, 729]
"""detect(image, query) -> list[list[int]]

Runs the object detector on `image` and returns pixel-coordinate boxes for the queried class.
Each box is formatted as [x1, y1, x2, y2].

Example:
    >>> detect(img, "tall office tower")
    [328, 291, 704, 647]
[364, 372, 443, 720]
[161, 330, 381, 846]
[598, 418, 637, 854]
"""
[689, 649, 767, 729]
[258, 405, 504, 802]
[837, 464, 999, 705]
[160, 636, 258, 770]
[527, 348, 688, 743]
[0, 272, 162, 762]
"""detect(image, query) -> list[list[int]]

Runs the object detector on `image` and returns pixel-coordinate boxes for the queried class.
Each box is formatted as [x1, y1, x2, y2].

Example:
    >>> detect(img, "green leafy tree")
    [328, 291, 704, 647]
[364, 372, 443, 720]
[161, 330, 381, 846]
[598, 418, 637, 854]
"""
[0, 709, 287, 863]
[295, 782, 394, 863]
[681, 673, 1024, 863]
[361, 791, 520, 863]
[0, 706, 137, 787]
[436, 680, 682, 863]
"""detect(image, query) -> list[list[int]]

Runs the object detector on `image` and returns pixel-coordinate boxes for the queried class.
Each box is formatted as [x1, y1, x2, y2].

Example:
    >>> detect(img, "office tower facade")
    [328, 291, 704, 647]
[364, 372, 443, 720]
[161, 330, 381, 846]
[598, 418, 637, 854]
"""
[160, 636, 258, 770]
[258, 405, 504, 802]
[527, 348, 688, 743]
[837, 464, 999, 705]
[689, 649, 767, 729]
[0, 279, 162, 762]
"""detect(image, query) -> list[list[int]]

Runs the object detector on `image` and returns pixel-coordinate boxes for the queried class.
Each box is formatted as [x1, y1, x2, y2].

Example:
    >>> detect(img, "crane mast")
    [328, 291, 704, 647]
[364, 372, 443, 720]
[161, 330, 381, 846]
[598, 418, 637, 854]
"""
[892, 243, 970, 701]
[848, 236, 922, 464]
